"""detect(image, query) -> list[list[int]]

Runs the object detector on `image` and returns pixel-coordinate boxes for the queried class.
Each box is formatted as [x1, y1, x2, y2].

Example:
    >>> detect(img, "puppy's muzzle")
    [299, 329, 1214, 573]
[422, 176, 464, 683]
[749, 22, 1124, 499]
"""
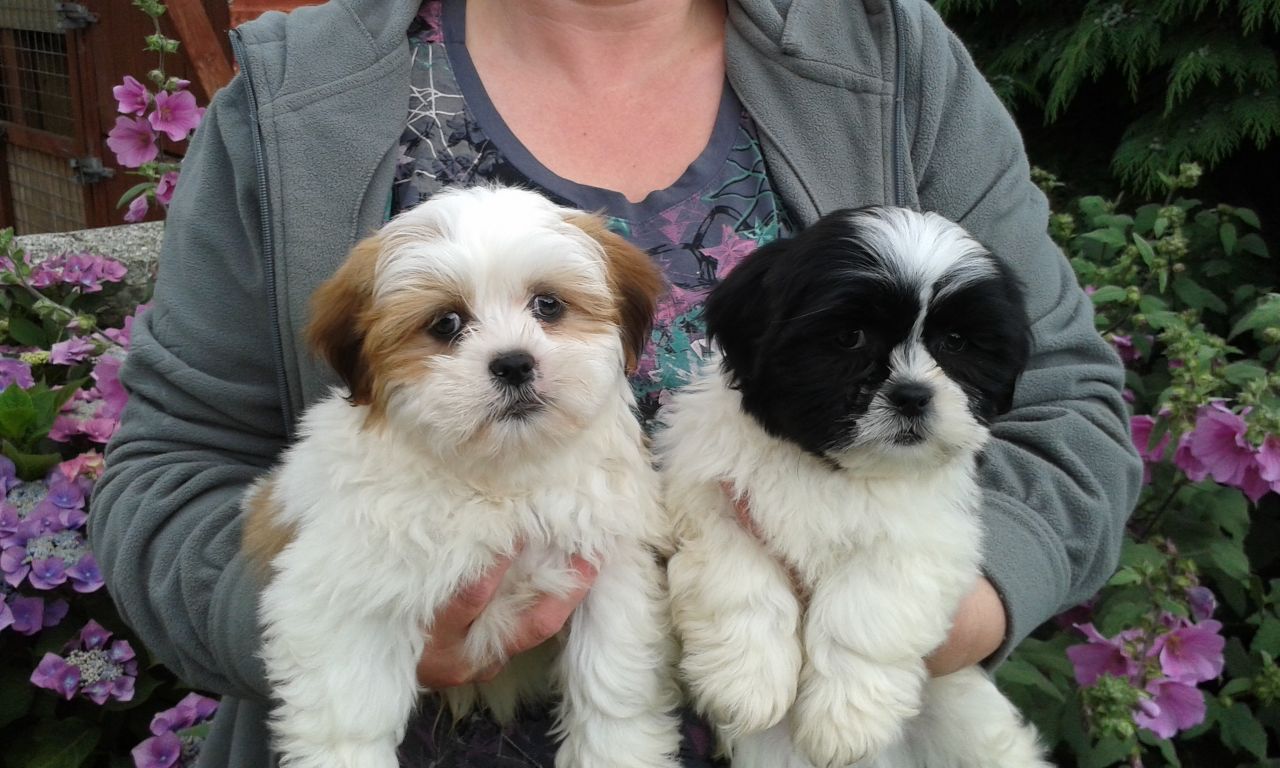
[490, 351, 536, 388]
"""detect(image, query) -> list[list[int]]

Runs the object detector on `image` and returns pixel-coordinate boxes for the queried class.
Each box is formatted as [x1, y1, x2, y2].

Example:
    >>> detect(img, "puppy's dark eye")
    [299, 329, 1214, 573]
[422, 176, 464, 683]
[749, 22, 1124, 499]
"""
[836, 328, 867, 349]
[429, 311, 464, 341]
[531, 294, 565, 322]
[941, 333, 966, 352]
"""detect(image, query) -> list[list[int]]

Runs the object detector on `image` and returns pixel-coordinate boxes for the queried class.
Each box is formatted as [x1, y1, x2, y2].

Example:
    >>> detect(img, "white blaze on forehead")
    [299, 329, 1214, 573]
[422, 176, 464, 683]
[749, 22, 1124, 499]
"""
[846, 208, 997, 303]
[371, 186, 609, 306]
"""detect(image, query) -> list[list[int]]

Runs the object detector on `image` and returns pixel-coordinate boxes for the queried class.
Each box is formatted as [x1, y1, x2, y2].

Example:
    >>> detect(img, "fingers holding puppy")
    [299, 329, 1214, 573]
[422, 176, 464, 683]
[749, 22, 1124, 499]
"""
[416, 554, 598, 689]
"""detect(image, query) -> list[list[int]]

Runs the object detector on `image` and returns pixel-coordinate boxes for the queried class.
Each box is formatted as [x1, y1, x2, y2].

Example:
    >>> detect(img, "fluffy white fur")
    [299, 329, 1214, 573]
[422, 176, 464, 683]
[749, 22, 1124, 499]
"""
[248, 187, 679, 768]
[658, 208, 1051, 768]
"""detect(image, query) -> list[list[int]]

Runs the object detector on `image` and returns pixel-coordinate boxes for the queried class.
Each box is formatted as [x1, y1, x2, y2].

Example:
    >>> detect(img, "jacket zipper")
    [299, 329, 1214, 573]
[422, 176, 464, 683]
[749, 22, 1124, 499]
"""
[889, 0, 908, 208]
[229, 30, 296, 436]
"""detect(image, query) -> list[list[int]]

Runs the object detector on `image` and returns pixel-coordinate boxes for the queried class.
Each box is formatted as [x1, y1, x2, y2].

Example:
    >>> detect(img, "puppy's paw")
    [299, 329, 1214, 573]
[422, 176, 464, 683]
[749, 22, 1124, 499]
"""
[684, 643, 799, 740]
[790, 673, 915, 768]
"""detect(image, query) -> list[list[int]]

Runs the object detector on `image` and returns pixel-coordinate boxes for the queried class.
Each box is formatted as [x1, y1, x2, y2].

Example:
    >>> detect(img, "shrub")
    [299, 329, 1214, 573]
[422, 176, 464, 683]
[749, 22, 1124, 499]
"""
[996, 164, 1279, 765]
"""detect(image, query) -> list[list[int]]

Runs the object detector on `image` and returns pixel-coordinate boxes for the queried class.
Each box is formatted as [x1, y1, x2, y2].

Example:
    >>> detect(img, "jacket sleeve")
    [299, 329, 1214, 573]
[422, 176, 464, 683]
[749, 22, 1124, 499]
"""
[89, 74, 284, 700]
[898, 0, 1143, 662]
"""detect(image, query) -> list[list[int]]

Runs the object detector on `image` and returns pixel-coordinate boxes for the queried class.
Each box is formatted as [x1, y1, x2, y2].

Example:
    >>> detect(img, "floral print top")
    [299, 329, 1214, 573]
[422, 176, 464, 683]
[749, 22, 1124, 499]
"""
[390, 1, 791, 764]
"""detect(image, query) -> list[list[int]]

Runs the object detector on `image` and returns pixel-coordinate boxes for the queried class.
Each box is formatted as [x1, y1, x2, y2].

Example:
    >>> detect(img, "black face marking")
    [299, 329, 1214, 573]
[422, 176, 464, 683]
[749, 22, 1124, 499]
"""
[705, 207, 1031, 461]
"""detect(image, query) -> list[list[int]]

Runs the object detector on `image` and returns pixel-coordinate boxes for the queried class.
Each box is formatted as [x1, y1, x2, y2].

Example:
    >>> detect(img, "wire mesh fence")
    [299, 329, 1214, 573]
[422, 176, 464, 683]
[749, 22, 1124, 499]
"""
[0, 0, 84, 234]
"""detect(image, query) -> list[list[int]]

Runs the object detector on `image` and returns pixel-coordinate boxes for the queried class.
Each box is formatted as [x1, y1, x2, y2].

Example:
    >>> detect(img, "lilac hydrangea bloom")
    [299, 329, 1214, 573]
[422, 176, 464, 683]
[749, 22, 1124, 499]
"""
[150, 692, 220, 735]
[0, 359, 35, 389]
[0, 456, 16, 495]
[132, 732, 182, 768]
[50, 337, 95, 365]
[30, 620, 137, 704]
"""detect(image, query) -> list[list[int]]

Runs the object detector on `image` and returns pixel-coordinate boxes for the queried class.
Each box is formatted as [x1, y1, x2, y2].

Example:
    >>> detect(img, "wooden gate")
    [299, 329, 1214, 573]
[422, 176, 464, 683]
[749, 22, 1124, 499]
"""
[0, 0, 230, 235]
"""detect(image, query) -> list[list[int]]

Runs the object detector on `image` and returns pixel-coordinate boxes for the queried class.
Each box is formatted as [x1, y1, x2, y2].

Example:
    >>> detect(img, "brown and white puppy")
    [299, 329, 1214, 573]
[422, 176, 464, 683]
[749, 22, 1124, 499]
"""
[243, 186, 679, 768]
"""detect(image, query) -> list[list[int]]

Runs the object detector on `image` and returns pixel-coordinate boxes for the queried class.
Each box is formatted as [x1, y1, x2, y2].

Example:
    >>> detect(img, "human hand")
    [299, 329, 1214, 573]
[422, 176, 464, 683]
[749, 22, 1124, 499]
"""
[416, 551, 598, 689]
[720, 482, 1007, 677]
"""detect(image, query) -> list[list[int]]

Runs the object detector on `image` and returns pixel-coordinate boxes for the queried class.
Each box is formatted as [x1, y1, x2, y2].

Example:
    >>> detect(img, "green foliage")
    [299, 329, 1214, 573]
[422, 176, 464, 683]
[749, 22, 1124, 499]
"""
[995, 166, 1280, 764]
[935, 0, 1280, 194]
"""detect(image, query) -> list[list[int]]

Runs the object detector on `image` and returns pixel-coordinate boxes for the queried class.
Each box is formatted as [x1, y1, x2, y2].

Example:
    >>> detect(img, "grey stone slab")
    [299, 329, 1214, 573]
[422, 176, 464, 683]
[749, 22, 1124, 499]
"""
[14, 222, 162, 324]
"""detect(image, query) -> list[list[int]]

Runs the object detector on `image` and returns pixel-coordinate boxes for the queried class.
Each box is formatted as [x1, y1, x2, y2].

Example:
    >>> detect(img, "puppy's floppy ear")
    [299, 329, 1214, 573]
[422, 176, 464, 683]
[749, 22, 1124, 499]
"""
[703, 239, 779, 386]
[991, 257, 1033, 417]
[306, 234, 381, 405]
[569, 214, 665, 374]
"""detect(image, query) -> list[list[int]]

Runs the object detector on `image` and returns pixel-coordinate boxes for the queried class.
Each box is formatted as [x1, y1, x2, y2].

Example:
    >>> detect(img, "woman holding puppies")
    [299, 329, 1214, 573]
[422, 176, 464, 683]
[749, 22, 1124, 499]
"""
[90, 0, 1142, 765]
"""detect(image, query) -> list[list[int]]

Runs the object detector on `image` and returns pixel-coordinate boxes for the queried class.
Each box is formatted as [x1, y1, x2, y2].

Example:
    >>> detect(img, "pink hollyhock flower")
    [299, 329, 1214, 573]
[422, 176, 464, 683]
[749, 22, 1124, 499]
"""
[1151, 619, 1224, 683]
[1134, 678, 1206, 738]
[1067, 623, 1142, 686]
[1187, 403, 1257, 488]
[1111, 335, 1141, 364]
[1174, 433, 1209, 482]
[1187, 586, 1216, 622]
[1257, 435, 1280, 496]
[107, 116, 158, 168]
[154, 171, 179, 206]
[1130, 415, 1171, 484]
[148, 89, 204, 141]
[112, 75, 150, 116]
[124, 194, 149, 223]
[1238, 462, 1272, 503]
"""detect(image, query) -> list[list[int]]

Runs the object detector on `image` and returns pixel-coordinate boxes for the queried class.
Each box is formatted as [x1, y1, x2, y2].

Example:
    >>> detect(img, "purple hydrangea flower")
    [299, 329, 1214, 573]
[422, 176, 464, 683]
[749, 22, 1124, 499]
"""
[0, 359, 35, 390]
[150, 692, 220, 735]
[148, 90, 204, 141]
[30, 620, 137, 704]
[0, 456, 16, 495]
[50, 337, 96, 366]
[132, 732, 182, 768]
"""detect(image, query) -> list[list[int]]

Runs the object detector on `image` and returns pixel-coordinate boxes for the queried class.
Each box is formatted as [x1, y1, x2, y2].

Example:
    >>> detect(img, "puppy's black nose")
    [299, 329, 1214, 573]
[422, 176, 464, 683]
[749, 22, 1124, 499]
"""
[489, 352, 535, 387]
[888, 382, 932, 417]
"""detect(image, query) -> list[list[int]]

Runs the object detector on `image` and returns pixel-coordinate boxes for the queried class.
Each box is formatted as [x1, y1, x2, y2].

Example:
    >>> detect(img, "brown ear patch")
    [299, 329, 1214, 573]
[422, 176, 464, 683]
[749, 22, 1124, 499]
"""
[306, 235, 382, 404]
[567, 214, 665, 374]
[242, 475, 295, 580]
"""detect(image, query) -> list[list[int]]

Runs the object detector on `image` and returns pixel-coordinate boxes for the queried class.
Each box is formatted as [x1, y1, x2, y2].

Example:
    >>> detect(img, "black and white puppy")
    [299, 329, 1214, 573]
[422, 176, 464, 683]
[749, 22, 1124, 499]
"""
[659, 207, 1052, 768]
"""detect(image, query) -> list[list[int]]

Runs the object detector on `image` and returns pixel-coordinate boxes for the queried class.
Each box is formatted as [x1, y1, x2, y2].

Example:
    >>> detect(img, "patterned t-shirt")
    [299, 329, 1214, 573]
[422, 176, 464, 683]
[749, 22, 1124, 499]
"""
[390, 1, 791, 764]
[391, 0, 792, 424]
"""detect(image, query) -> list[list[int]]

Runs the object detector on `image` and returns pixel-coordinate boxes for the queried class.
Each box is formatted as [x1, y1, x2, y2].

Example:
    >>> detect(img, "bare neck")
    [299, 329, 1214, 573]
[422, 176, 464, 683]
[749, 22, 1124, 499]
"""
[467, 0, 724, 88]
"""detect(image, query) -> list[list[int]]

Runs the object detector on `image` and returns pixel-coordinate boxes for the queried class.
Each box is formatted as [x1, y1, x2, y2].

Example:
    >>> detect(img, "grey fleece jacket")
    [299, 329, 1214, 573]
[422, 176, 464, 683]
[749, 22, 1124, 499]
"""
[90, 0, 1143, 765]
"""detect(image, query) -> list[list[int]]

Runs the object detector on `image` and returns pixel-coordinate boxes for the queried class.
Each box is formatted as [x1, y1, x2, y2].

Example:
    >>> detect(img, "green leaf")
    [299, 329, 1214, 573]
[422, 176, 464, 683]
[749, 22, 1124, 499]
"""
[1, 440, 63, 481]
[1090, 285, 1129, 305]
[1230, 297, 1280, 339]
[1218, 701, 1269, 758]
[1082, 229, 1127, 249]
[1220, 221, 1238, 255]
[115, 181, 154, 209]
[1254, 616, 1280, 656]
[1107, 567, 1142, 586]
[1219, 677, 1253, 698]
[1133, 234, 1156, 268]
[996, 658, 1066, 701]
[0, 384, 38, 442]
[1223, 362, 1267, 385]
[3, 718, 101, 768]
[1172, 276, 1228, 314]
[7, 315, 46, 347]
[1234, 207, 1261, 229]
[1138, 731, 1181, 766]
[1207, 538, 1251, 582]
[1238, 233, 1269, 258]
